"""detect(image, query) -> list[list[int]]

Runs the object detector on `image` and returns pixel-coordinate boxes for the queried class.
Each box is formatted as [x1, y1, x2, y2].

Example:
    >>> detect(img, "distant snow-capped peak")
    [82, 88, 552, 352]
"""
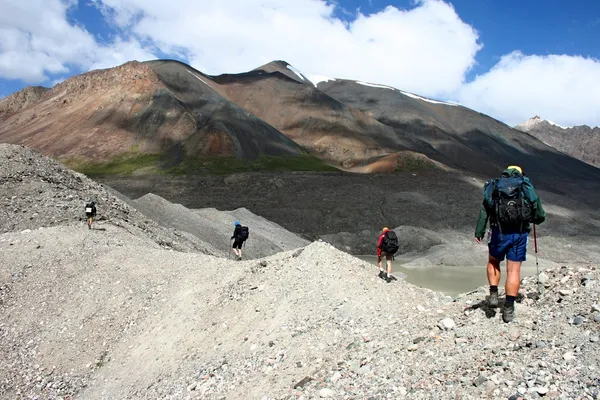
[515, 115, 568, 131]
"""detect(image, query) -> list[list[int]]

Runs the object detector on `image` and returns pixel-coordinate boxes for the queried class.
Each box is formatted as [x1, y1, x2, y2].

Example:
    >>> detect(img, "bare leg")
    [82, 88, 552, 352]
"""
[505, 260, 522, 297]
[502, 259, 521, 322]
[487, 255, 501, 286]
[377, 255, 383, 270]
[386, 257, 393, 276]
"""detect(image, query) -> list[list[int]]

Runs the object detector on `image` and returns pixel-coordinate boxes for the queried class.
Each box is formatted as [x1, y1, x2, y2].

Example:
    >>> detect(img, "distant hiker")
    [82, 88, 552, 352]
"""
[231, 221, 249, 260]
[377, 227, 399, 283]
[474, 165, 546, 322]
[85, 200, 97, 229]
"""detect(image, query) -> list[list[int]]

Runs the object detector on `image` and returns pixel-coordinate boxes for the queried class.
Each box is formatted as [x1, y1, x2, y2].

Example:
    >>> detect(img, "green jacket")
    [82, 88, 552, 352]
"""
[475, 168, 546, 239]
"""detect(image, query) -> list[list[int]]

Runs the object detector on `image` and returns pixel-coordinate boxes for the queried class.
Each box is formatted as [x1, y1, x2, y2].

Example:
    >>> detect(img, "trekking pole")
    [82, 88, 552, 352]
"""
[534, 224, 541, 297]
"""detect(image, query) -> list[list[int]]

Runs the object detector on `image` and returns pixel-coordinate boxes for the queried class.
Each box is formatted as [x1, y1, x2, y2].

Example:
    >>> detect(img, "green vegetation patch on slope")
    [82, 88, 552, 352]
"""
[166, 154, 338, 175]
[65, 153, 338, 177]
[394, 151, 442, 172]
[64, 153, 162, 176]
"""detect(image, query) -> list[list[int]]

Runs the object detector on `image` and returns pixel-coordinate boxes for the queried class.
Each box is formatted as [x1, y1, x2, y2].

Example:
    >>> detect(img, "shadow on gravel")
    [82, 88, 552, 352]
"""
[465, 292, 535, 319]
[465, 300, 499, 319]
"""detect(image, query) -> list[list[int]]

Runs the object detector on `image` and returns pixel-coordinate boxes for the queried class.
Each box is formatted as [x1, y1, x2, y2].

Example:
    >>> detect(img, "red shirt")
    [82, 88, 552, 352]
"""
[377, 232, 387, 256]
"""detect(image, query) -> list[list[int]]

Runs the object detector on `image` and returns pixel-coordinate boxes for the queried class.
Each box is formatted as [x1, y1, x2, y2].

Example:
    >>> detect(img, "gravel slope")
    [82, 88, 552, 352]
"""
[1, 144, 599, 399]
[1, 227, 598, 399]
[125, 193, 309, 260]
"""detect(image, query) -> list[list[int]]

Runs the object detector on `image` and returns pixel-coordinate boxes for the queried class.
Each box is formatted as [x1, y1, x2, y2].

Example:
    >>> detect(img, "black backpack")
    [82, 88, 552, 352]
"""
[381, 230, 399, 254]
[488, 176, 532, 230]
[239, 226, 249, 241]
[85, 202, 96, 216]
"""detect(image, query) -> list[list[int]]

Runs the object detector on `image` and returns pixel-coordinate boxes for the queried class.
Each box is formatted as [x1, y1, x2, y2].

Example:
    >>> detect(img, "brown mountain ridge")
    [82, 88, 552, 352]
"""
[0, 61, 303, 165]
[1, 59, 599, 182]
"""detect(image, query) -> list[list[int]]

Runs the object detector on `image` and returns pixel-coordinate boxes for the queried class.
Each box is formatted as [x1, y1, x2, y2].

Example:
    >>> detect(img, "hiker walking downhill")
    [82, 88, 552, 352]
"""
[377, 227, 399, 283]
[85, 200, 97, 229]
[474, 165, 546, 322]
[231, 221, 249, 260]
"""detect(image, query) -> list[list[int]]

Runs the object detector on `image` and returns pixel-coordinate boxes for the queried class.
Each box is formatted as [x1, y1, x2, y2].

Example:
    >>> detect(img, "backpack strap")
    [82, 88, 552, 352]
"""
[490, 178, 504, 239]
[518, 181, 525, 233]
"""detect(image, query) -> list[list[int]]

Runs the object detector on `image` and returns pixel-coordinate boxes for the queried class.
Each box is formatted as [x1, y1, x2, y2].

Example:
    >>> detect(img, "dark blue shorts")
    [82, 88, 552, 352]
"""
[488, 227, 528, 262]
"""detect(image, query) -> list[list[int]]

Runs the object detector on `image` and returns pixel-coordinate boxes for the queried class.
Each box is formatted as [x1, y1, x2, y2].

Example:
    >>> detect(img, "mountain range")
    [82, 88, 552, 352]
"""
[514, 116, 600, 168]
[0, 59, 598, 185]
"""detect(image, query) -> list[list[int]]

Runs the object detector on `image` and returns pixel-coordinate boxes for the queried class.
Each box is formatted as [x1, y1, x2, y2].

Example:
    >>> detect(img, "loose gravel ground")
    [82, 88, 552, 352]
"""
[1, 144, 598, 400]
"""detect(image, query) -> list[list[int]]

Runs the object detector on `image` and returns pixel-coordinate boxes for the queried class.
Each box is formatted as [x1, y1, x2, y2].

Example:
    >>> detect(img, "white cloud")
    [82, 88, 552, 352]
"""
[1, 0, 599, 127]
[0, 0, 155, 83]
[92, 0, 481, 97]
[457, 51, 600, 127]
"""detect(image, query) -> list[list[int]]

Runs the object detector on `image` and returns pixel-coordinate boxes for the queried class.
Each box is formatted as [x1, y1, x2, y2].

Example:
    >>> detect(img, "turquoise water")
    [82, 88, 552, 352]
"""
[357, 255, 538, 297]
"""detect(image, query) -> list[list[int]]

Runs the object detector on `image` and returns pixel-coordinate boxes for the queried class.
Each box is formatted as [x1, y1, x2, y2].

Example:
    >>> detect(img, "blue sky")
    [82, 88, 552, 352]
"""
[1, 0, 599, 126]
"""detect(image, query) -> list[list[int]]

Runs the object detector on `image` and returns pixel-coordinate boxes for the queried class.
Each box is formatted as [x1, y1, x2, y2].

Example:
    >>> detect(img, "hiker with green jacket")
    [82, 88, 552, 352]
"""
[474, 165, 546, 323]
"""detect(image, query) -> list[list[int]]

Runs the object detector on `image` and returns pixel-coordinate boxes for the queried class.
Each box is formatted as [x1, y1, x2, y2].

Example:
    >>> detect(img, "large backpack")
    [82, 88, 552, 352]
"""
[381, 230, 399, 254]
[85, 202, 95, 216]
[239, 226, 249, 241]
[484, 175, 533, 230]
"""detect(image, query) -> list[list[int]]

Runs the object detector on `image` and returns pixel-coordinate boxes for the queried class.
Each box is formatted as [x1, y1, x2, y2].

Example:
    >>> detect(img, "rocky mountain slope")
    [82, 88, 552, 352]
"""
[0, 61, 303, 164]
[515, 116, 600, 168]
[209, 61, 443, 172]
[1, 145, 599, 399]
[316, 80, 599, 181]
[0, 86, 49, 120]
[3, 59, 599, 179]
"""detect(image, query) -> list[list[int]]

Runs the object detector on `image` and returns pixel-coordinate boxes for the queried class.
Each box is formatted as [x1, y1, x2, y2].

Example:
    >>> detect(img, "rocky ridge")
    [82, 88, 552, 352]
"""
[515, 116, 600, 168]
[0, 86, 49, 120]
[0, 143, 215, 254]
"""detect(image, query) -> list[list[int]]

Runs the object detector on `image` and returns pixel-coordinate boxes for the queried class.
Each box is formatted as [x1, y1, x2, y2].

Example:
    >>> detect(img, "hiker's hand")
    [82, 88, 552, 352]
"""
[474, 237, 482, 244]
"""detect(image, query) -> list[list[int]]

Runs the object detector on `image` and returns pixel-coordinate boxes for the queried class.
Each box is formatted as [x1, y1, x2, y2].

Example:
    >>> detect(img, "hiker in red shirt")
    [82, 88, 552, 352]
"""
[377, 227, 398, 283]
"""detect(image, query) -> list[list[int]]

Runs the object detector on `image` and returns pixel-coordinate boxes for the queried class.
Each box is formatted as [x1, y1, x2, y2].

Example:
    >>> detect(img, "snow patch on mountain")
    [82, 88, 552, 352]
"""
[399, 90, 459, 107]
[309, 75, 336, 85]
[356, 81, 458, 106]
[286, 64, 308, 82]
[187, 70, 210, 86]
[356, 81, 395, 90]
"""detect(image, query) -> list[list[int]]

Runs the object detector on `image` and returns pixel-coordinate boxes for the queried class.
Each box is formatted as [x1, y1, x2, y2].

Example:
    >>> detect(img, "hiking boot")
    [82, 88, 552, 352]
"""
[386, 274, 397, 283]
[502, 303, 515, 323]
[378, 270, 387, 280]
[488, 291, 499, 308]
